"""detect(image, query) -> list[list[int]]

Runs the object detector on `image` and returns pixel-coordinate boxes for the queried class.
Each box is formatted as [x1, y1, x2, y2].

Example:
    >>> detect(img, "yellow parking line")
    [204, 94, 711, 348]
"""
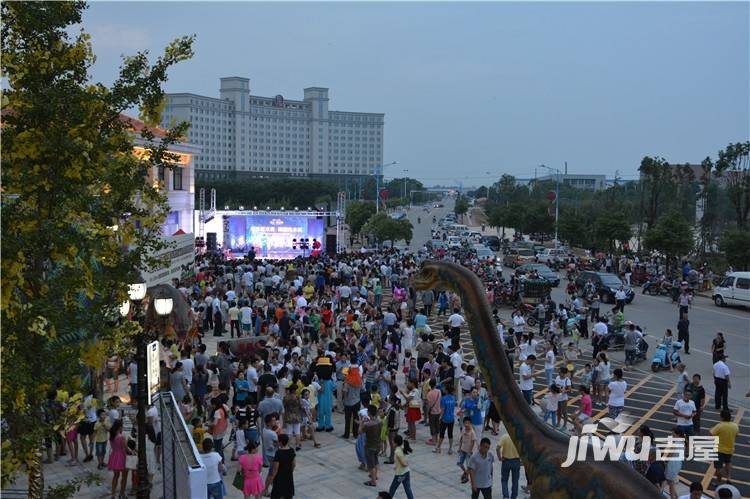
[590, 374, 655, 422]
[622, 388, 677, 436]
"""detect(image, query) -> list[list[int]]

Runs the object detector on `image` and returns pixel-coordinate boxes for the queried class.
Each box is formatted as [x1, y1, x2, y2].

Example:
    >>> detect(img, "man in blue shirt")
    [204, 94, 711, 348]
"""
[435, 384, 456, 454]
[414, 309, 428, 334]
[461, 387, 484, 439]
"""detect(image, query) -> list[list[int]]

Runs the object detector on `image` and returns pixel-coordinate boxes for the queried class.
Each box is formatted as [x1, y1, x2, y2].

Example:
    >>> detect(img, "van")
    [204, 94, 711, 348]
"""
[712, 271, 750, 308]
[449, 224, 468, 233]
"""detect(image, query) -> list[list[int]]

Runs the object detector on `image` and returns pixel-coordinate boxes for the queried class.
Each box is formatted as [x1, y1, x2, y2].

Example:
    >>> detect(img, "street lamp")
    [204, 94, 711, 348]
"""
[121, 282, 172, 499]
[401, 169, 409, 202]
[539, 164, 561, 248]
[375, 161, 398, 213]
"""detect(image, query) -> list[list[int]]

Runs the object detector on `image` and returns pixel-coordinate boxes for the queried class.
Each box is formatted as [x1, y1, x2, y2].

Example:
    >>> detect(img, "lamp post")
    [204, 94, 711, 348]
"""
[375, 161, 398, 213]
[122, 282, 173, 499]
[401, 169, 409, 204]
[539, 164, 561, 248]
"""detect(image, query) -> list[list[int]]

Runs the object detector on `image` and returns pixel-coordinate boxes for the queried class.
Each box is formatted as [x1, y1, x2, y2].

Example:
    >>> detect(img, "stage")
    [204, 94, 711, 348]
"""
[196, 209, 342, 259]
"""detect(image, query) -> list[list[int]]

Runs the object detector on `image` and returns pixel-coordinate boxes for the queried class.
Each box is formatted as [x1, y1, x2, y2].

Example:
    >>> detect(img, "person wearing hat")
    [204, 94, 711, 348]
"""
[315, 355, 335, 432]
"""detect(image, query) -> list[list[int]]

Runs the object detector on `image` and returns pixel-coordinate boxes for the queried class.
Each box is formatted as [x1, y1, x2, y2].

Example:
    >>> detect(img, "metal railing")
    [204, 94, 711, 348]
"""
[158, 391, 206, 499]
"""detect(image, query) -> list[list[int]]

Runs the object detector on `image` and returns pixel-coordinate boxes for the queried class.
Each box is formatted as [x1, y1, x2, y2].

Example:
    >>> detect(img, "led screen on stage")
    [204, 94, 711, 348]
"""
[224, 215, 325, 260]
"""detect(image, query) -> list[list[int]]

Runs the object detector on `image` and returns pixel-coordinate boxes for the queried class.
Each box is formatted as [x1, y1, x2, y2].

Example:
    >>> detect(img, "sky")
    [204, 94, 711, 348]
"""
[82, 1, 749, 185]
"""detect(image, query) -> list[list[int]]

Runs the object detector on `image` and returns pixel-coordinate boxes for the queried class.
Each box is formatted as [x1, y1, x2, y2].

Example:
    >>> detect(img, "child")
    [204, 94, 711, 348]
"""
[370, 384, 382, 410]
[300, 389, 320, 448]
[190, 417, 206, 448]
[407, 357, 419, 386]
[234, 418, 248, 458]
[580, 363, 593, 393]
[573, 386, 593, 435]
[543, 384, 561, 427]
[93, 409, 110, 470]
[261, 414, 279, 467]
[564, 342, 580, 384]
[456, 416, 476, 484]
[385, 395, 401, 464]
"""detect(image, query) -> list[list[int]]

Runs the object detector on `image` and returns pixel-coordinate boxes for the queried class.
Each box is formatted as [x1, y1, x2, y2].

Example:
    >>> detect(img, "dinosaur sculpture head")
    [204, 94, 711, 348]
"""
[411, 260, 448, 292]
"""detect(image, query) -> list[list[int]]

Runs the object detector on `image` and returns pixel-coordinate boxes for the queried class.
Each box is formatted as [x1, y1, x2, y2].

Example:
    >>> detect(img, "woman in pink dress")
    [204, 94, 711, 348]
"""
[239, 441, 264, 499]
[107, 419, 129, 499]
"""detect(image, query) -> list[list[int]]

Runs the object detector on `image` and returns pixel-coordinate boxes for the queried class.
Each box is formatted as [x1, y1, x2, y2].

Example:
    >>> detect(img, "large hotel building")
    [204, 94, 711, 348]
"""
[161, 77, 385, 181]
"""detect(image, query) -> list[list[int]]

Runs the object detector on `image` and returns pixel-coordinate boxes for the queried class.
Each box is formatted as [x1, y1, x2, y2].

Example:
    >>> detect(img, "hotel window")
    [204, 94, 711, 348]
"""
[158, 166, 166, 183]
[173, 167, 184, 190]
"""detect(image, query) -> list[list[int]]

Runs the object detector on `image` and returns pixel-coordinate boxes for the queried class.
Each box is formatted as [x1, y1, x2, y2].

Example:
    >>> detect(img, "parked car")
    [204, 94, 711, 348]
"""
[503, 248, 536, 268]
[482, 235, 501, 251]
[447, 236, 462, 249]
[476, 247, 497, 261]
[713, 271, 750, 308]
[536, 248, 568, 266]
[575, 271, 635, 304]
[515, 263, 560, 287]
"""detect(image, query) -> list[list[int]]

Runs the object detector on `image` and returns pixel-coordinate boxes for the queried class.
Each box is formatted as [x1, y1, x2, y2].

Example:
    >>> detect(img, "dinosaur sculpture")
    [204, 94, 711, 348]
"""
[412, 260, 660, 499]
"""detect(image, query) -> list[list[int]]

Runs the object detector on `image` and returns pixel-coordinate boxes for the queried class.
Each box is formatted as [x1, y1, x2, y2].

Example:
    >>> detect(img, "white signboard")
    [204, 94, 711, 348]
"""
[147, 341, 160, 404]
[141, 232, 195, 288]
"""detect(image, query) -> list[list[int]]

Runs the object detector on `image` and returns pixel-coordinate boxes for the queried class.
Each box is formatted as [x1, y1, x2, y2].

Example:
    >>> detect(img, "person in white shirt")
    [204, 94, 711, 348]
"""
[239, 302, 253, 335]
[519, 355, 536, 404]
[245, 359, 260, 405]
[614, 287, 627, 312]
[593, 320, 608, 337]
[677, 481, 710, 499]
[712, 355, 731, 411]
[673, 389, 697, 436]
[512, 311, 525, 335]
[555, 368, 572, 430]
[447, 308, 465, 349]
[607, 368, 627, 419]
[544, 343, 556, 388]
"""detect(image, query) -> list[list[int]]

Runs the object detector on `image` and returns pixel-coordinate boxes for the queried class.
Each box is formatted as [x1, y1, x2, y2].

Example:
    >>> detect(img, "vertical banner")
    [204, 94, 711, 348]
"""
[146, 340, 160, 404]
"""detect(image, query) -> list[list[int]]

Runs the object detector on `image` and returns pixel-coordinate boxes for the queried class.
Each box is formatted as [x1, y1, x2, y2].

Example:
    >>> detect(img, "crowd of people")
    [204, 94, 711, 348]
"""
[45, 225, 743, 499]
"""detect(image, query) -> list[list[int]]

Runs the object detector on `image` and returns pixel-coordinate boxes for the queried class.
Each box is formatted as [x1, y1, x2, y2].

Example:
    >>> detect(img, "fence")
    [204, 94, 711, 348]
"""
[158, 391, 207, 499]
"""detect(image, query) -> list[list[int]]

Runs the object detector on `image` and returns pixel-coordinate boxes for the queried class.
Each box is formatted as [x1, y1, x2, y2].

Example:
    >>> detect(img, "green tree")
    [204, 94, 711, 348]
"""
[521, 204, 554, 238]
[715, 141, 750, 228]
[454, 195, 469, 221]
[196, 177, 338, 209]
[719, 228, 750, 271]
[643, 210, 694, 264]
[559, 209, 588, 248]
[638, 156, 674, 228]
[1, 1, 193, 492]
[594, 213, 632, 252]
[344, 200, 376, 240]
[361, 213, 413, 246]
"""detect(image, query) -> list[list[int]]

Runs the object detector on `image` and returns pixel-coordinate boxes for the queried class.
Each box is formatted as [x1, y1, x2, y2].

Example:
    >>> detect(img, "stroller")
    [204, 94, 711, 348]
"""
[651, 340, 682, 372]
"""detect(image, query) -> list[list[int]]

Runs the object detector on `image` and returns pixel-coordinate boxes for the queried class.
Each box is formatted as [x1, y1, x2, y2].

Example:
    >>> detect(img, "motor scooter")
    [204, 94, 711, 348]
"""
[651, 341, 682, 372]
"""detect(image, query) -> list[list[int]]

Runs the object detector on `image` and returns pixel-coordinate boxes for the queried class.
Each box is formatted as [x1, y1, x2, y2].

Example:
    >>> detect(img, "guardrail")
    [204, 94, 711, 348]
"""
[158, 391, 206, 499]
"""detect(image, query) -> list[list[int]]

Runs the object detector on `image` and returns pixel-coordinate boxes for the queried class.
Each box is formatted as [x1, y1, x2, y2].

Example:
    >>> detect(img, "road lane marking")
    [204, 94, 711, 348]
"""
[637, 292, 750, 319]
[623, 388, 676, 436]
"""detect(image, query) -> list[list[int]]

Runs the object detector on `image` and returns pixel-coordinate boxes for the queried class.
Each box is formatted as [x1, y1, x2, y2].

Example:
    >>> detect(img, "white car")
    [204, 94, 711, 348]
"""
[536, 248, 568, 265]
[448, 237, 462, 249]
[713, 271, 750, 308]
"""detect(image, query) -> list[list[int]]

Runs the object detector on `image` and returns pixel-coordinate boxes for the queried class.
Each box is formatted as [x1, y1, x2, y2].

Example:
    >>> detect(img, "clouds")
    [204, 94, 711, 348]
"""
[88, 24, 152, 54]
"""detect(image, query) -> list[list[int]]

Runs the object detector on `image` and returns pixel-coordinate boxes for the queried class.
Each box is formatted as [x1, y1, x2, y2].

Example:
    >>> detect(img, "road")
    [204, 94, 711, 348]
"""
[404, 197, 750, 495]
[404, 197, 750, 408]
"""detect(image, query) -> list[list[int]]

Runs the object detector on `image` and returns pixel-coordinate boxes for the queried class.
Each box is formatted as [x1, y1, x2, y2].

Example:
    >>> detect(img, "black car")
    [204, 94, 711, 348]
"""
[482, 235, 501, 251]
[515, 263, 561, 287]
[575, 271, 635, 304]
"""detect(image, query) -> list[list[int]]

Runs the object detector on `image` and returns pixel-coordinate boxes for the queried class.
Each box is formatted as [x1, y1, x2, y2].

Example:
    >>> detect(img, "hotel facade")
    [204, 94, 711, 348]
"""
[161, 77, 385, 182]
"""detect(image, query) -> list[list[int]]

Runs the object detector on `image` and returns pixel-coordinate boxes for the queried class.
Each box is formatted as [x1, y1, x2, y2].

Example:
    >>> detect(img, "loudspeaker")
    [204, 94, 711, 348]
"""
[325, 234, 336, 255]
[207, 232, 217, 252]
